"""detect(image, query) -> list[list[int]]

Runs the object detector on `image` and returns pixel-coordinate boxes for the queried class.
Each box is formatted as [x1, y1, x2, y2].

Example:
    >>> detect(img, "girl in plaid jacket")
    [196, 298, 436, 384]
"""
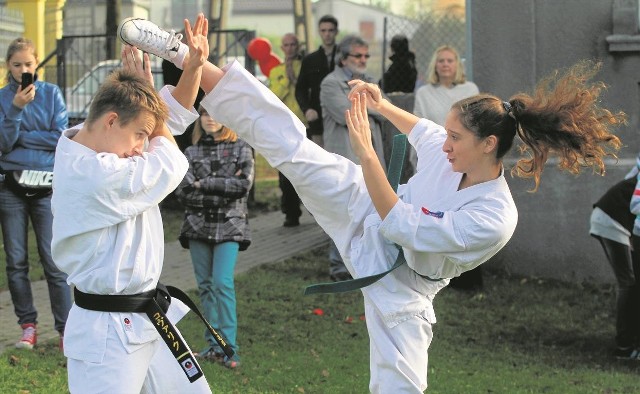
[174, 107, 254, 368]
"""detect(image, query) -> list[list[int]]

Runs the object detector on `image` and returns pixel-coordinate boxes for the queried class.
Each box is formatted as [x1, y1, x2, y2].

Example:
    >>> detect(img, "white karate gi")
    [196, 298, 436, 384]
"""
[52, 87, 211, 393]
[200, 62, 519, 393]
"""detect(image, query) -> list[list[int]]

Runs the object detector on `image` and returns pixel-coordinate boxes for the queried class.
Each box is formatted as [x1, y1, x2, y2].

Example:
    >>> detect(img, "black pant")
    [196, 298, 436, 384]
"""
[595, 235, 640, 348]
[279, 172, 301, 220]
[449, 266, 483, 290]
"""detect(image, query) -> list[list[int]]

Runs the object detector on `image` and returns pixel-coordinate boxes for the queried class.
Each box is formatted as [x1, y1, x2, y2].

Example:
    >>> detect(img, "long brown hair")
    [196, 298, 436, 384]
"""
[192, 106, 238, 145]
[453, 61, 625, 192]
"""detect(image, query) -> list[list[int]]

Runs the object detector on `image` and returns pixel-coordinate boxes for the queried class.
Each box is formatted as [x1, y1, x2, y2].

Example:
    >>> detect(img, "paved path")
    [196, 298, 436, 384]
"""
[0, 210, 328, 352]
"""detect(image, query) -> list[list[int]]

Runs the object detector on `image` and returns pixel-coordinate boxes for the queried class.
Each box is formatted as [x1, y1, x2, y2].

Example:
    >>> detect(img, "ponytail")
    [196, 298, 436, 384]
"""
[509, 61, 624, 191]
[454, 61, 625, 192]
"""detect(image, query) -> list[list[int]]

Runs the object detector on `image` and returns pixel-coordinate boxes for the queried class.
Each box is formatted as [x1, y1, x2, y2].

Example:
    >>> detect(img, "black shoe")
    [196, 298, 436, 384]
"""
[283, 217, 300, 227]
[330, 272, 352, 282]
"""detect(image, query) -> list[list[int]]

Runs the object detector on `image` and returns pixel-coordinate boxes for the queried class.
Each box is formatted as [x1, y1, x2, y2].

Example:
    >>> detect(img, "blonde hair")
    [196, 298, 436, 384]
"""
[426, 45, 467, 85]
[192, 106, 238, 145]
[5, 37, 37, 82]
[85, 69, 168, 127]
[453, 61, 625, 192]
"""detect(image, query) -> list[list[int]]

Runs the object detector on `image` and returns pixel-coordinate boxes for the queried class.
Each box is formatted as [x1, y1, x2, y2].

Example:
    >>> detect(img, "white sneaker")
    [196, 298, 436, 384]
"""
[117, 17, 188, 69]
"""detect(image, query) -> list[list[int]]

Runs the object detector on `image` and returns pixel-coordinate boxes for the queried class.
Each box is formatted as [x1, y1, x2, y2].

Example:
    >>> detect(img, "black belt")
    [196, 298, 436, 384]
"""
[74, 283, 233, 383]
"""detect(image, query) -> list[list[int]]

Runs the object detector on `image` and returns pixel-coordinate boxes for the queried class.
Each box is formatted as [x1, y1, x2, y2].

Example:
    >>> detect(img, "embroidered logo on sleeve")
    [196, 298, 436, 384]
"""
[422, 207, 444, 218]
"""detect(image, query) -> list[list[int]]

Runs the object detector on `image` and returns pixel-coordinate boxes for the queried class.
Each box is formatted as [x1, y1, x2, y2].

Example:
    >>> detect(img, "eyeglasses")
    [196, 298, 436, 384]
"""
[348, 53, 370, 59]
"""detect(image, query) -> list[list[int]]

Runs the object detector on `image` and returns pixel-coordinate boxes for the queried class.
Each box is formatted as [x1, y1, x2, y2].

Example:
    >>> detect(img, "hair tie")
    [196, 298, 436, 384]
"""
[502, 101, 517, 120]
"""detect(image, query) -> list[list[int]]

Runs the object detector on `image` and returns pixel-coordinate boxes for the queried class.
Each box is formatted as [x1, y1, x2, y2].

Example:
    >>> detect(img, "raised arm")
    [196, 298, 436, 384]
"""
[346, 92, 398, 219]
[170, 14, 208, 109]
[348, 79, 420, 135]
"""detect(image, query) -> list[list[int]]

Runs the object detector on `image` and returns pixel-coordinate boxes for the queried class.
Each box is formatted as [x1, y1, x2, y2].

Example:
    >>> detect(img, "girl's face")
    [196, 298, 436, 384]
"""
[200, 111, 223, 135]
[7, 49, 37, 85]
[435, 49, 457, 82]
[442, 110, 486, 174]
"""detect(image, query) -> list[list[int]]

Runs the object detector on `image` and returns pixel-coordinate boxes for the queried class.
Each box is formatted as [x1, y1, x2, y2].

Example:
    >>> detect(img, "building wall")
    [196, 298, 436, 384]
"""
[470, 0, 640, 283]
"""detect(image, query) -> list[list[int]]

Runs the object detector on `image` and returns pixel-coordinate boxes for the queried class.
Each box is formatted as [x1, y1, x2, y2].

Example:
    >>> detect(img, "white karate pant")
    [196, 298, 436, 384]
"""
[202, 62, 432, 393]
[67, 300, 211, 394]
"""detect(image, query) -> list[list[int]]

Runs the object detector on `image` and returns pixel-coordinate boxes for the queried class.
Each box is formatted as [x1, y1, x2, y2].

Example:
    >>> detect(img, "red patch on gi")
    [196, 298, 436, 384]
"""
[422, 207, 444, 218]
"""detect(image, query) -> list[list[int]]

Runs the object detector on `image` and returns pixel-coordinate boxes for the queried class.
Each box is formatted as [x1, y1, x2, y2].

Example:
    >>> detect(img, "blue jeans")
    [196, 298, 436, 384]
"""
[0, 182, 71, 333]
[188, 240, 240, 354]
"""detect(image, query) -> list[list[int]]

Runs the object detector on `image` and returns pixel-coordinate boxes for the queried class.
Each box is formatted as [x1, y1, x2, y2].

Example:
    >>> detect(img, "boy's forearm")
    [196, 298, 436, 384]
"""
[171, 66, 203, 110]
[200, 61, 225, 94]
[150, 123, 178, 146]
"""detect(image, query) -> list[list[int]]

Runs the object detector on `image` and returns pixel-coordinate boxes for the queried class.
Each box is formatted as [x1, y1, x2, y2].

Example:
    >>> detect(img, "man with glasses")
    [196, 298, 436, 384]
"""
[295, 14, 339, 148]
[320, 35, 387, 282]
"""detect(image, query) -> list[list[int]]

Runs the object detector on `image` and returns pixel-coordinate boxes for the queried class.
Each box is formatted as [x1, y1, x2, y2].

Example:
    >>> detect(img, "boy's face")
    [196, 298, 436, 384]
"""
[101, 111, 156, 158]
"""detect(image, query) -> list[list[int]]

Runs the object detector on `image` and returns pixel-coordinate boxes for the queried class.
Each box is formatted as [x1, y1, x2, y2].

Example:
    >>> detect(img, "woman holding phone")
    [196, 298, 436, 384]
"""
[0, 37, 71, 350]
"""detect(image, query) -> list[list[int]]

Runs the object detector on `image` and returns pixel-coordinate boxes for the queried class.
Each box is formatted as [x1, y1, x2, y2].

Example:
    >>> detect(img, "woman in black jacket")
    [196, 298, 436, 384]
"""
[381, 35, 417, 94]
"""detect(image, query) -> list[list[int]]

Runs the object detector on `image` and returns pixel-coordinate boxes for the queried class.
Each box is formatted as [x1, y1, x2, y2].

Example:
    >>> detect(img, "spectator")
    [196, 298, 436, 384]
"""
[381, 34, 417, 94]
[0, 37, 71, 350]
[320, 34, 387, 282]
[414, 45, 482, 291]
[269, 33, 306, 227]
[295, 14, 339, 147]
[175, 106, 253, 369]
[592, 155, 640, 360]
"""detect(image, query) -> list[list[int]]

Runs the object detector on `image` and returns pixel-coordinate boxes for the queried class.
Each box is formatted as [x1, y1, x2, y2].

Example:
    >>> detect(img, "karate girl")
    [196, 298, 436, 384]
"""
[121, 15, 625, 392]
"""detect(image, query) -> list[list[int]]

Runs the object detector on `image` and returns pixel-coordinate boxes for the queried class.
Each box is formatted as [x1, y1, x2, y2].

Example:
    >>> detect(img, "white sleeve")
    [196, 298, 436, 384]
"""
[158, 86, 199, 136]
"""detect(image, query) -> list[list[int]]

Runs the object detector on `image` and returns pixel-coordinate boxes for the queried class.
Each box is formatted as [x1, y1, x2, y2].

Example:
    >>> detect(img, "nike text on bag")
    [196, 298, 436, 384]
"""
[4, 170, 53, 199]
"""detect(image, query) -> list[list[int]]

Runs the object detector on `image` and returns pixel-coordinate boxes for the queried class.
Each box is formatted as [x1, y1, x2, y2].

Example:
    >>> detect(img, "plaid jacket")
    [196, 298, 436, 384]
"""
[175, 135, 254, 250]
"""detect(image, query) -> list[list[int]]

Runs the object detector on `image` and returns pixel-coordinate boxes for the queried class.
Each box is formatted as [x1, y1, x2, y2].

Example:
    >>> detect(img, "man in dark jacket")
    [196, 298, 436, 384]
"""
[295, 14, 339, 147]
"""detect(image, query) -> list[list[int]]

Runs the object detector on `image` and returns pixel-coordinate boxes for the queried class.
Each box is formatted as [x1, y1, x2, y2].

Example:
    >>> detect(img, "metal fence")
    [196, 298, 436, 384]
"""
[0, 7, 24, 86]
[39, 29, 257, 125]
[382, 14, 467, 92]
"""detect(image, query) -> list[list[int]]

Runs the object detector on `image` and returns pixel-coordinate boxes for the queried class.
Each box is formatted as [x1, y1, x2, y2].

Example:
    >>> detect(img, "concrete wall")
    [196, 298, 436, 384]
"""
[469, 0, 640, 283]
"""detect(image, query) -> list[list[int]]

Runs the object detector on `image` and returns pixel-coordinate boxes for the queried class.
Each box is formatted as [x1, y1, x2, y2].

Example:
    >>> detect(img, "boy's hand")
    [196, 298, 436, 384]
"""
[182, 13, 209, 72]
[121, 45, 154, 88]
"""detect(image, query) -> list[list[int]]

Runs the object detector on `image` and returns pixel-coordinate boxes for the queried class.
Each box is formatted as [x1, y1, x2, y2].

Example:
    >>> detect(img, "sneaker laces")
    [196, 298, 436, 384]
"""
[21, 325, 36, 343]
[139, 25, 183, 59]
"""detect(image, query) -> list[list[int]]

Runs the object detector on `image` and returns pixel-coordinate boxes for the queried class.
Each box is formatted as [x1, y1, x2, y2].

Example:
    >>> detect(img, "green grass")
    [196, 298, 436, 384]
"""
[2, 250, 639, 393]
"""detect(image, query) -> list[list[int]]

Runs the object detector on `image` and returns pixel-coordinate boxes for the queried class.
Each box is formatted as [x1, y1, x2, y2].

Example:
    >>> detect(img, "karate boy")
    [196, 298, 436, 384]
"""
[51, 16, 213, 393]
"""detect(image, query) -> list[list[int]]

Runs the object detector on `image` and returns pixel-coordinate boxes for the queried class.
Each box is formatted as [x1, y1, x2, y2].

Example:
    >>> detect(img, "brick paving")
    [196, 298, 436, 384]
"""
[0, 209, 328, 352]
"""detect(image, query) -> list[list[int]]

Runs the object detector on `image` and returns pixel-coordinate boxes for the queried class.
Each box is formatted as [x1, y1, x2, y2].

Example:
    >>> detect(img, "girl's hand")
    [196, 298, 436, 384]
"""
[346, 92, 376, 162]
[347, 80, 383, 112]
[13, 84, 36, 109]
[121, 45, 154, 88]
[182, 13, 209, 72]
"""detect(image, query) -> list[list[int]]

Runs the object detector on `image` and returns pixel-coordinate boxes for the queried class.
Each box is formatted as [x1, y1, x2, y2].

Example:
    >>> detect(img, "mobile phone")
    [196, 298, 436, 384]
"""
[21, 72, 33, 90]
